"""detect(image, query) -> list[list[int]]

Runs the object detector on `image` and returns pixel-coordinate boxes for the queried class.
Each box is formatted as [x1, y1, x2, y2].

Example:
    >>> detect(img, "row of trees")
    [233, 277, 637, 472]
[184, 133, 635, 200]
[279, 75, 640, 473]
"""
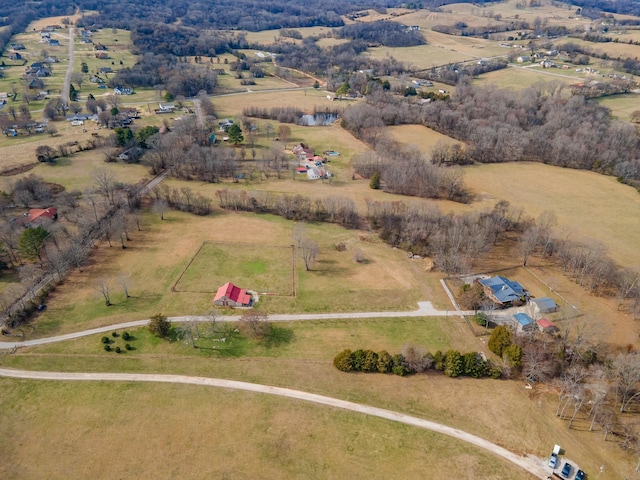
[352, 142, 469, 203]
[340, 84, 640, 181]
[333, 346, 502, 378]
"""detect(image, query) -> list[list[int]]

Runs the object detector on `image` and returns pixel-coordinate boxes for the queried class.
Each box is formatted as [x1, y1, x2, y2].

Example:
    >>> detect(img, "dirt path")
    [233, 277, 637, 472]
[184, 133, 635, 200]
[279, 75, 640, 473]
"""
[60, 27, 74, 104]
[0, 302, 478, 350]
[0, 367, 550, 479]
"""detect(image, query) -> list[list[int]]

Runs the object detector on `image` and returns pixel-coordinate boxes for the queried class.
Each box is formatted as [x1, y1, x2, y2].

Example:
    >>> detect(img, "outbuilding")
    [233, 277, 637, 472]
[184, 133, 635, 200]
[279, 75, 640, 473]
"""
[213, 282, 253, 308]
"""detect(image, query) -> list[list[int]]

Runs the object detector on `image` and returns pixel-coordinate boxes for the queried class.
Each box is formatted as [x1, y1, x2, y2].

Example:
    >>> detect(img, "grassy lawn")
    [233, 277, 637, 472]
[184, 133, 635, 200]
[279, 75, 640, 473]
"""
[0, 310, 630, 478]
[594, 92, 640, 122]
[0, 377, 540, 480]
[175, 242, 295, 295]
[461, 161, 640, 267]
[11, 211, 443, 338]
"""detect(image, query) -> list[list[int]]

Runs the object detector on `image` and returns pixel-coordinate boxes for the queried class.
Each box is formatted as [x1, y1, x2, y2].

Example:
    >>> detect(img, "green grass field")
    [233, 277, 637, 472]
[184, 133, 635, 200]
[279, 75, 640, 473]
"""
[175, 241, 295, 295]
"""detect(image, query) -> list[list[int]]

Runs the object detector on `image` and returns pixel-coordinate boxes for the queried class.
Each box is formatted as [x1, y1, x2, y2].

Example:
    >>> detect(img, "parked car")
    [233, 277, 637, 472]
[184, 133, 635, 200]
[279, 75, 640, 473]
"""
[561, 462, 572, 478]
[575, 469, 585, 480]
[548, 453, 558, 469]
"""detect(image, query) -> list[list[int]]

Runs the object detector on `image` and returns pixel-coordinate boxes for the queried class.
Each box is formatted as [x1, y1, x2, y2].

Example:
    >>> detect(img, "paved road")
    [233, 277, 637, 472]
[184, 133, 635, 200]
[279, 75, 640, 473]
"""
[60, 27, 74, 104]
[0, 367, 550, 479]
[0, 302, 475, 350]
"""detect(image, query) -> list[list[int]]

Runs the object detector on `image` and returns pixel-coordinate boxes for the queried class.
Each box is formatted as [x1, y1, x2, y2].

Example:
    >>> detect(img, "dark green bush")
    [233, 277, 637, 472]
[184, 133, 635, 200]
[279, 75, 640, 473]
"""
[101, 336, 110, 344]
[104, 344, 111, 352]
[115, 346, 121, 353]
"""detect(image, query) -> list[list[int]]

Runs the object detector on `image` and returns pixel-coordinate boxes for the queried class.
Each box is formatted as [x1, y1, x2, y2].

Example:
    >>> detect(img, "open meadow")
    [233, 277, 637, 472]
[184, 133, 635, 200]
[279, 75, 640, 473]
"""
[0, 311, 631, 479]
[3, 6, 640, 478]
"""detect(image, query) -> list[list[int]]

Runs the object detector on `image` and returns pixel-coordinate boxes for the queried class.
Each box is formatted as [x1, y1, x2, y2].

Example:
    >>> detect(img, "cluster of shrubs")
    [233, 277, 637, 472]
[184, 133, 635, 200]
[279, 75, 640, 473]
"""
[101, 331, 134, 353]
[333, 347, 502, 379]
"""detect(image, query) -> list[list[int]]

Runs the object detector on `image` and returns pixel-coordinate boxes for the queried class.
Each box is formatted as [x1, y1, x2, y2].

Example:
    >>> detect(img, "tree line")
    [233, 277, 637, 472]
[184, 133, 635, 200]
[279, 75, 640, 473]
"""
[334, 20, 426, 47]
[334, 346, 502, 378]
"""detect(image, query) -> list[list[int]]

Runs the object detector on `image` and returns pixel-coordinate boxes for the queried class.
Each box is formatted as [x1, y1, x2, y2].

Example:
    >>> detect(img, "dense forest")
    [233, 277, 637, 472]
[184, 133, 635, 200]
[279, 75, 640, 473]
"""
[334, 21, 426, 47]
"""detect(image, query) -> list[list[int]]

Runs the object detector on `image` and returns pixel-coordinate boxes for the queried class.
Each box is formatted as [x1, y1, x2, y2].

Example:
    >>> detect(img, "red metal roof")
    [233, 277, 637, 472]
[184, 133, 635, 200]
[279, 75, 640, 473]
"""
[214, 282, 251, 305]
[536, 318, 556, 329]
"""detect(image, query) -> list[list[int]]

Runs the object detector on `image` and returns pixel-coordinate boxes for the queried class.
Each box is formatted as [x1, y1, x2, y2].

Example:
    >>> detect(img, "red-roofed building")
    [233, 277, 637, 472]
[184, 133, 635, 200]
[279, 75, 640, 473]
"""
[15, 207, 58, 227]
[536, 317, 558, 333]
[214, 282, 253, 308]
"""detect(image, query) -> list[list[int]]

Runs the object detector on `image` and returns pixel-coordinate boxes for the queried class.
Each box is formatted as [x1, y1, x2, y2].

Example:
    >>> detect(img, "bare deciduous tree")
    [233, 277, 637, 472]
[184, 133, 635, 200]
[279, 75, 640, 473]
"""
[97, 278, 112, 306]
[299, 238, 319, 271]
[612, 353, 640, 413]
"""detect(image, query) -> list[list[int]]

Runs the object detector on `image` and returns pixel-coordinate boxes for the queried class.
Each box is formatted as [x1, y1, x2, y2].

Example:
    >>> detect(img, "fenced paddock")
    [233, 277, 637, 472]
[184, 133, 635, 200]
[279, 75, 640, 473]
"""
[172, 241, 296, 296]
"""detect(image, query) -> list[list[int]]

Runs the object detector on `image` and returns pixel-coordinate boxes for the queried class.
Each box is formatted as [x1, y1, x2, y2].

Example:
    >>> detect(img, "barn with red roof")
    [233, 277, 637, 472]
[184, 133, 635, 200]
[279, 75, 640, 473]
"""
[213, 282, 253, 308]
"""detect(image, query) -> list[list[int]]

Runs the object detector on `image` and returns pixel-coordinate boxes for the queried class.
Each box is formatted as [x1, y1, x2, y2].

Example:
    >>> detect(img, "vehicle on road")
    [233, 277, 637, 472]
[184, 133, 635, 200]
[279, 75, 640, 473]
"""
[561, 462, 572, 478]
[575, 469, 585, 480]
[548, 453, 558, 469]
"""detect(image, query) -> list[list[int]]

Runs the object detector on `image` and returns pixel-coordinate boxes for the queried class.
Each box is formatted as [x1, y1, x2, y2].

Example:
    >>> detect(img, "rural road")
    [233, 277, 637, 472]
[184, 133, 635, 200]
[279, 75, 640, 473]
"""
[0, 302, 476, 350]
[60, 27, 75, 104]
[0, 367, 550, 479]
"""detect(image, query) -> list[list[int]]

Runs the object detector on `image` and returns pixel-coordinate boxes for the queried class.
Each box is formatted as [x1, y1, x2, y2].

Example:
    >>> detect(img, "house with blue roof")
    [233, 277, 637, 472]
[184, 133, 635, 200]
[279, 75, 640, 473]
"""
[478, 275, 528, 308]
[513, 313, 535, 332]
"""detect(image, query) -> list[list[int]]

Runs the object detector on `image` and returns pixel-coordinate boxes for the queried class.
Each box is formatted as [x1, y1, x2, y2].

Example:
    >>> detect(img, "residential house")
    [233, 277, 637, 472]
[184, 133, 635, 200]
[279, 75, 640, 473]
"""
[30, 62, 44, 69]
[48, 39, 60, 47]
[307, 168, 322, 180]
[118, 147, 143, 162]
[478, 276, 528, 308]
[536, 318, 559, 334]
[10, 43, 25, 50]
[532, 297, 559, 314]
[157, 103, 175, 113]
[218, 118, 234, 130]
[99, 67, 113, 74]
[213, 282, 253, 308]
[15, 207, 58, 227]
[95, 53, 110, 60]
[9, 52, 22, 61]
[113, 87, 132, 95]
[516, 55, 531, 63]
[0, 93, 8, 105]
[94, 43, 107, 51]
[43, 56, 59, 63]
[513, 312, 535, 332]
[40, 32, 51, 40]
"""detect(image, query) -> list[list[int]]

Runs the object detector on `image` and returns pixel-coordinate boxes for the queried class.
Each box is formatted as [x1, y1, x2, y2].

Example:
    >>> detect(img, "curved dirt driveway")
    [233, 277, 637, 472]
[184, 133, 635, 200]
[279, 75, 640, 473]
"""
[0, 367, 549, 479]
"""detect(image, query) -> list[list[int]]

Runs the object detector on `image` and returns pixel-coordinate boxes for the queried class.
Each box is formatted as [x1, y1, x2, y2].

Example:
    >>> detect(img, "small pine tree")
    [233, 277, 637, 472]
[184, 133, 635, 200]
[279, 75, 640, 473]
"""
[104, 344, 111, 352]
[115, 346, 121, 353]
[370, 172, 381, 190]
[488, 325, 513, 358]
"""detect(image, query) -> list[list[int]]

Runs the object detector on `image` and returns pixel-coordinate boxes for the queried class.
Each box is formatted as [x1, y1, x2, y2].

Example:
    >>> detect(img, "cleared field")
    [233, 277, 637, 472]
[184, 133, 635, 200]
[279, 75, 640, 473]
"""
[462, 162, 640, 267]
[367, 44, 473, 69]
[0, 378, 538, 480]
[18, 211, 443, 338]
[388, 124, 462, 151]
[243, 26, 336, 44]
[175, 242, 295, 295]
[595, 92, 640, 121]
[0, 311, 630, 479]
[473, 65, 577, 89]
[0, 147, 148, 193]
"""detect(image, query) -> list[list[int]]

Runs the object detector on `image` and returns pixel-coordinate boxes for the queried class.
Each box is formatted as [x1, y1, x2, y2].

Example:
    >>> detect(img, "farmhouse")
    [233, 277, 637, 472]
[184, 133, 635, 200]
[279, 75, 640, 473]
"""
[157, 103, 175, 113]
[478, 276, 528, 308]
[532, 297, 559, 314]
[214, 282, 253, 308]
[15, 207, 58, 227]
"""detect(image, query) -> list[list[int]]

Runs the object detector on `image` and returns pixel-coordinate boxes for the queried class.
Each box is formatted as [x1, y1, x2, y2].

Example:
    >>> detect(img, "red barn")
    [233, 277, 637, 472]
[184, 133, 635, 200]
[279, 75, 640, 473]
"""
[213, 282, 252, 308]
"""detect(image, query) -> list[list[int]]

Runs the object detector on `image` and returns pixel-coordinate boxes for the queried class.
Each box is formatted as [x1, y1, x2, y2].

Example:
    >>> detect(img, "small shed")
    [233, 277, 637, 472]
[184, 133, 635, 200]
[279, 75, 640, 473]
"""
[536, 318, 559, 333]
[532, 297, 559, 314]
[513, 312, 535, 332]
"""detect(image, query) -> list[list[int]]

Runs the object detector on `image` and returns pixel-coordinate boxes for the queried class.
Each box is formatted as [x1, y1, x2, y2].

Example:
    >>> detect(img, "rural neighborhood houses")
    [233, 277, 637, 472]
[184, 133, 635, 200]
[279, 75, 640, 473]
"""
[213, 282, 254, 308]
